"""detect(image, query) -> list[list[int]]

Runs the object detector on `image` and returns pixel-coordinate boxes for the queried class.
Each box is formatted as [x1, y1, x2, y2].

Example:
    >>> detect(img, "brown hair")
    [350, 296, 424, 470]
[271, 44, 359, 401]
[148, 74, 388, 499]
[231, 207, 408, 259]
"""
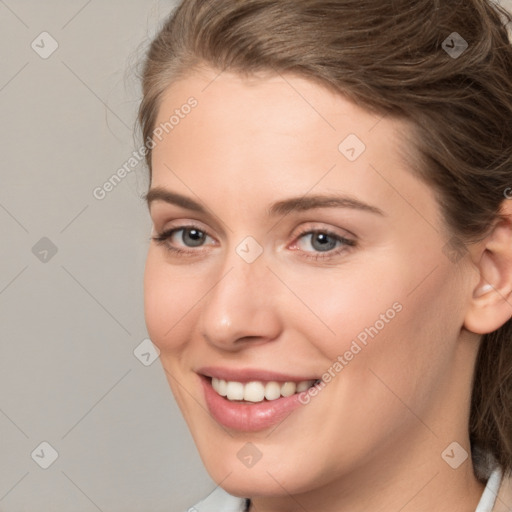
[137, 0, 512, 475]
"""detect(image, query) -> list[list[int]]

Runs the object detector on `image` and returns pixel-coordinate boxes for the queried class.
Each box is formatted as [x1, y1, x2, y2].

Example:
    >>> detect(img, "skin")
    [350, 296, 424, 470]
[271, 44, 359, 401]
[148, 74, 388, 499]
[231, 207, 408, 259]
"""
[143, 66, 512, 512]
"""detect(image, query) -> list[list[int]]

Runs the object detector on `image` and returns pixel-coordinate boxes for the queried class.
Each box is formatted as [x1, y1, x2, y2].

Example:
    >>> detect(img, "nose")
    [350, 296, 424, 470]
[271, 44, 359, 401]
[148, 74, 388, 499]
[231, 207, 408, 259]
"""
[198, 249, 283, 351]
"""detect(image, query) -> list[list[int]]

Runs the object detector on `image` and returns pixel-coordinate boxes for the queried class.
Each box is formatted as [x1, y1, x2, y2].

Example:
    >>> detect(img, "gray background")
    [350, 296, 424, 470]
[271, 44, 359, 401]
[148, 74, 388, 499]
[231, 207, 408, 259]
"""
[1, 1, 511, 512]
[0, 1, 214, 512]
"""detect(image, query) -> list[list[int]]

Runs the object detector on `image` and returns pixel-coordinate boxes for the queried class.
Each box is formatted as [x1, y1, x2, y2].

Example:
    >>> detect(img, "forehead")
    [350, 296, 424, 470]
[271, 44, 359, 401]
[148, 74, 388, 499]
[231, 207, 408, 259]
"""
[153, 68, 395, 150]
[149, 68, 435, 225]
[154, 69, 407, 165]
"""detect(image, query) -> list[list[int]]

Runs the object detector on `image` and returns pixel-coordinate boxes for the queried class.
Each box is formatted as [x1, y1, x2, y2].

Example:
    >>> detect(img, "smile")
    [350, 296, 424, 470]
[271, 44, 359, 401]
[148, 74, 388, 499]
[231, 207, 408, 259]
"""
[198, 368, 322, 431]
[211, 377, 318, 403]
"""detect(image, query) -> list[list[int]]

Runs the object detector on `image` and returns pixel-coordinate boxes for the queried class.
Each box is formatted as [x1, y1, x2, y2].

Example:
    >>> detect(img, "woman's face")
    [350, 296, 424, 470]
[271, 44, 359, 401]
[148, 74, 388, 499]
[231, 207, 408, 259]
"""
[144, 68, 478, 499]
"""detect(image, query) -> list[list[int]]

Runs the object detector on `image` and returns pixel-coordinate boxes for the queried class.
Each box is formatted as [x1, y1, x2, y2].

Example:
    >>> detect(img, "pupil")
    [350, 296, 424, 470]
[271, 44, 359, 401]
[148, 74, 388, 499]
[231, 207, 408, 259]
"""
[312, 233, 336, 252]
[184, 229, 205, 247]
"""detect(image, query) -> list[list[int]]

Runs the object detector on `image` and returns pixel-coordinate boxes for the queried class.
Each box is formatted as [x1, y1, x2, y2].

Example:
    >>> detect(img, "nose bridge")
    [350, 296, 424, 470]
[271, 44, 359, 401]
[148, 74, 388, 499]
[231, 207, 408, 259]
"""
[199, 240, 281, 348]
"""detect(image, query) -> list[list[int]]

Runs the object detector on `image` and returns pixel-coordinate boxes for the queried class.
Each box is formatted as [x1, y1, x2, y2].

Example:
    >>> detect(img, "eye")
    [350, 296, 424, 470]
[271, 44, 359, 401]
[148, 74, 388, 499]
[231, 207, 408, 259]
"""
[298, 232, 339, 252]
[151, 224, 216, 254]
[176, 227, 208, 247]
[152, 223, 355, 260]
[291, 228, 356, 260]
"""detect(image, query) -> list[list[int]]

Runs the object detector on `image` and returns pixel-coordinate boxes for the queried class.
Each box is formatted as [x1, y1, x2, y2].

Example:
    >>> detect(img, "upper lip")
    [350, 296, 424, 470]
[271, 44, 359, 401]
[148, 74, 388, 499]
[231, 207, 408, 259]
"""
[197, 366, 319, 383]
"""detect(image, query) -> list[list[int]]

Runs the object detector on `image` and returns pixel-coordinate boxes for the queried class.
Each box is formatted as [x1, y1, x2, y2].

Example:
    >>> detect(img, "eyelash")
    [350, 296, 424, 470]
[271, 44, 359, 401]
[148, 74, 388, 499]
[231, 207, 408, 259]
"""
[151, 224, 356, 261]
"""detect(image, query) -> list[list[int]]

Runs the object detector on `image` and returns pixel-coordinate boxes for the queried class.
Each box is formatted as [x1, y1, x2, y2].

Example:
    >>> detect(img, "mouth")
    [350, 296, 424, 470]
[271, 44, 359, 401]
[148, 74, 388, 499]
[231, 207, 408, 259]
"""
[209, 376, 320, 403]
[197, 368, 321, 432]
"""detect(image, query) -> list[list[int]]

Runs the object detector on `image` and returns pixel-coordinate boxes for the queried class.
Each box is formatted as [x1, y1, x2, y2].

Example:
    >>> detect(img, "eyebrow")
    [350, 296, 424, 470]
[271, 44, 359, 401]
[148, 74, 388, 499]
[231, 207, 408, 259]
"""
[143, 187, 385, 217]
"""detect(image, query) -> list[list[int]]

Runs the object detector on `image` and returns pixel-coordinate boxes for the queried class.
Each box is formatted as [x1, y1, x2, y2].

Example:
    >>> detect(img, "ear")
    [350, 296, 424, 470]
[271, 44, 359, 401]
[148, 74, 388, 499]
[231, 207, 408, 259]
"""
[464, 200, 512, 334]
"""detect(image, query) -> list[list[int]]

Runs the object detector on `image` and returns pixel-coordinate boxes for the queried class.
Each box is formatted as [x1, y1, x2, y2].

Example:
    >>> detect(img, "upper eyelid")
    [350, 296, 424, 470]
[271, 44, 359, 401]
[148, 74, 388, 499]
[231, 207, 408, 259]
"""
[150, 205, 359, 238]
[153, 218, 357, 238]
[156, 224, 217, 243]
[149, 206, 228, 237]
[155, 222, 353, 237]
[155, 220, 214, 236]
[155, 223, 354, 248]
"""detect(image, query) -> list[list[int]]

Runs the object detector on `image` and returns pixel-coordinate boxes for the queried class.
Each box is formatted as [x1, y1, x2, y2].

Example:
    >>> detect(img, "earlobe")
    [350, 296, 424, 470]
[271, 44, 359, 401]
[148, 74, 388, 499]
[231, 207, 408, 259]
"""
[463, 201, 512, 335]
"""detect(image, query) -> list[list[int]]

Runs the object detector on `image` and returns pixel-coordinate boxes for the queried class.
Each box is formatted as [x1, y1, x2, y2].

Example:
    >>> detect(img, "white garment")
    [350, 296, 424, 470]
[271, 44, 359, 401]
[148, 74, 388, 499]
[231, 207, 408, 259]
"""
[188, 486, 247, 512]
[475, 466, 503, 512]
[188, 465, 503, 512]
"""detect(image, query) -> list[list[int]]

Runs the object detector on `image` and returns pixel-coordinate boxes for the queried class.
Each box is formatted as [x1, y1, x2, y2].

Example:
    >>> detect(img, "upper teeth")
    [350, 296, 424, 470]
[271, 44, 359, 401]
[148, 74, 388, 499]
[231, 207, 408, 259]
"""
[211, 378, 316, 403]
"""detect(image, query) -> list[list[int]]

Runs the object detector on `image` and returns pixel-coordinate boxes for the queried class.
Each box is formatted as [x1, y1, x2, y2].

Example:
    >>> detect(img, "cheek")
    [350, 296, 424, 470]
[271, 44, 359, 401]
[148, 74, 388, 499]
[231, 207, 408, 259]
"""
[143, 251, 203, 414]
[275, 259, 407, 360]
[339, 260, 463, 412]
[143, 249, 202, 353]
[276, 262, 463, 475]
[290, 251, 462, 397]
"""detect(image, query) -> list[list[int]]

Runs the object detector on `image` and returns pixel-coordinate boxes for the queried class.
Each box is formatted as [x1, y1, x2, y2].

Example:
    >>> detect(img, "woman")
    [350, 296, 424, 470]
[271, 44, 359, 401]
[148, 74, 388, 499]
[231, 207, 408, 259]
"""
[138, 0, 512, 510]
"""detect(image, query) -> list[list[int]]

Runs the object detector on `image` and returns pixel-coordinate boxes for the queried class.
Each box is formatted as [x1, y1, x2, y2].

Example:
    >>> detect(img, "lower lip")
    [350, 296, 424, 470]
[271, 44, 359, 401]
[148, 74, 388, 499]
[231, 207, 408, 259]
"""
[200, 375, 305, 432]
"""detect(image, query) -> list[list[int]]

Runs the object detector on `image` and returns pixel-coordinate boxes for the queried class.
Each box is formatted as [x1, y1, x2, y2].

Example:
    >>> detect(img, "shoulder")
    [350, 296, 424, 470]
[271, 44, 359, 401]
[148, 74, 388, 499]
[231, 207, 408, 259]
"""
[187, 486, 247, 512]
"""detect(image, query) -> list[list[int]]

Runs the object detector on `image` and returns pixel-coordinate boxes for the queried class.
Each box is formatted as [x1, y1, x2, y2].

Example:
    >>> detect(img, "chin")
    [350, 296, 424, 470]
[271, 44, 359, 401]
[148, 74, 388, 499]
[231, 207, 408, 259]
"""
[209, 470, 300, 499]
[197, 443, 326, 499]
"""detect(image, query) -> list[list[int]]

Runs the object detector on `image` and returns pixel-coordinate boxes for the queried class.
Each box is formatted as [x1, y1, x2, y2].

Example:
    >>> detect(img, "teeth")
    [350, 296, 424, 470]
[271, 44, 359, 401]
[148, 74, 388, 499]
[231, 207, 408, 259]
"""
[244, 381, 265, 402]
[217, 378, 227, 397]
[226, 381, 244, 400]
[211, 378, 315, 403]
[296, 380, 312, 392]
[264, 381, 281, 400]
[280, 381, 296, 397]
